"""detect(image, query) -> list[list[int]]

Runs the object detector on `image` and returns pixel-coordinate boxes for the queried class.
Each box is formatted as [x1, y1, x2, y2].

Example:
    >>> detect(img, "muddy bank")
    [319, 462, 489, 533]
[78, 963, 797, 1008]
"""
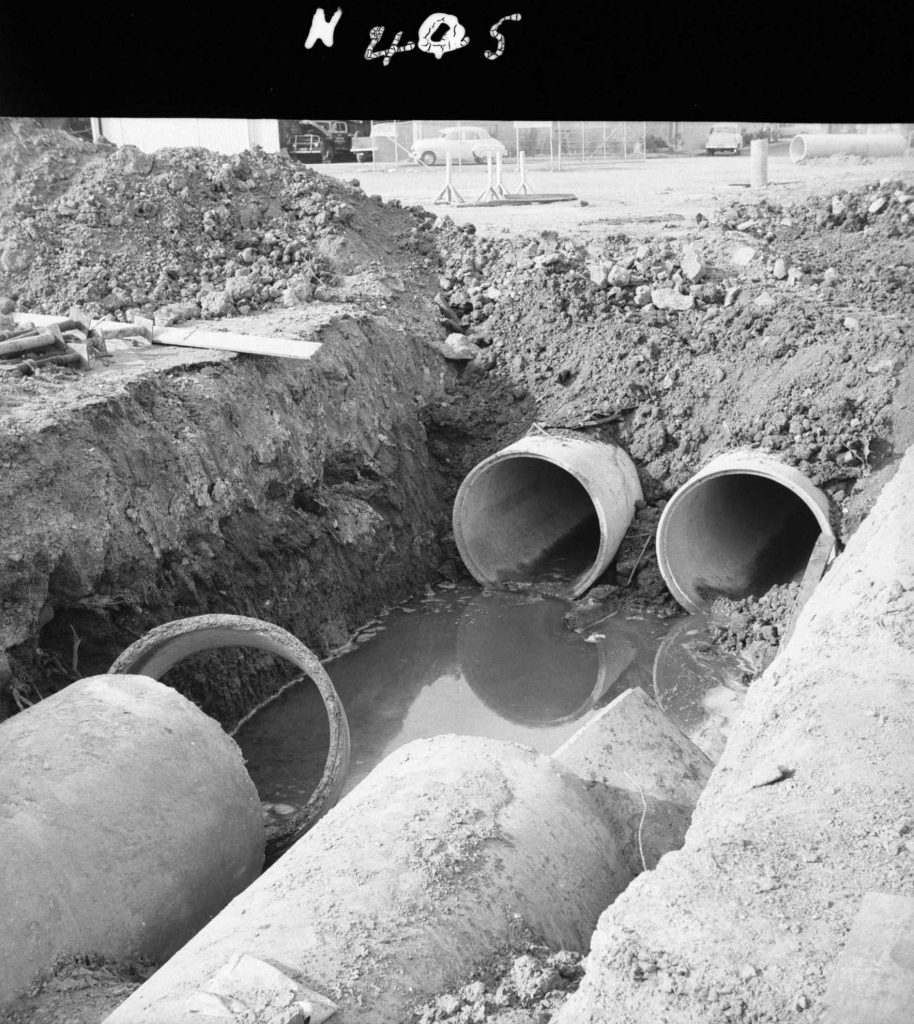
[553, 443, 914, 1024]
[0, 306, 449, 724]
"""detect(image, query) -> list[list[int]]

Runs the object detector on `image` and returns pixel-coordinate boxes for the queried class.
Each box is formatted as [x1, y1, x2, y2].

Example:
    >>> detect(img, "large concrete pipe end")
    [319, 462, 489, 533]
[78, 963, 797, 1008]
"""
[790, 132, 907, 163]
[453, 434, 643, 598]
[0, 674, 264, 1006]
[657, 450, 835, 613]
[109, 613, 351, 860]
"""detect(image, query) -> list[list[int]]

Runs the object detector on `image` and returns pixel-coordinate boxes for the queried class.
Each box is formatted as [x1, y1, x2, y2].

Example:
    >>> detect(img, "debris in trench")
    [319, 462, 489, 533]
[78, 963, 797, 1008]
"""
[409, 941, 585, 1024]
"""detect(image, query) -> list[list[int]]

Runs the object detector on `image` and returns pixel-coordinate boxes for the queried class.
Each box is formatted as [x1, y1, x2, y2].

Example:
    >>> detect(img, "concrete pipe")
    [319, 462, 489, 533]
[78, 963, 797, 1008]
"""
[789, 132, 907, 163]
[104, 692, 711, 1024]
[109, 614, 351, 852]
[656, 450, 834, 613]
[0, 674, 264, 1006]
[453, 434, 643, 598]
[105, 735, 633, 1024]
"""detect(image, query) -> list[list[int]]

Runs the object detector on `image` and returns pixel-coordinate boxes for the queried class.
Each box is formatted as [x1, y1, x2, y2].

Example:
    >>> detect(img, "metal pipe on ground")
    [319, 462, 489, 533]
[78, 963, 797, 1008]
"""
[103, 689, 710, 1024]
[656, 450, 834, 613]
[0, 674, 264, 1007]
[453, 434, 643, 598]
[789, 132, 907, 163]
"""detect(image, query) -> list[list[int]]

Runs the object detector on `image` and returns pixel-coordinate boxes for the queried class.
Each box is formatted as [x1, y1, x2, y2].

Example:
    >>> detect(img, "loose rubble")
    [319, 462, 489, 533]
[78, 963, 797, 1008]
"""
[409, 943, 585, 1024]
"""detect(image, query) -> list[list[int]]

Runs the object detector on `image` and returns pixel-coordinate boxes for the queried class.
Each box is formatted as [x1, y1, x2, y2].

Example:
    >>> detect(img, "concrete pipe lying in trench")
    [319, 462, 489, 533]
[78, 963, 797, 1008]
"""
[0, 674, 264, 1006]
[656, 450, 835, 613]
[109, 614, 351, 856]
[104, 688, 711, 1024]
[453, 434, 643, 598]
[789, 132, 907, 163]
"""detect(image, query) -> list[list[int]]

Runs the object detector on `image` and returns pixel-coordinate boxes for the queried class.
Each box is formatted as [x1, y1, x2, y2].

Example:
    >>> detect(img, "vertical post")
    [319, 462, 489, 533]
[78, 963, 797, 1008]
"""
[623, 120, 627, 161]
[549, 124, 554, 172]
[602, 121, 607, 161]
[457, 119, 462, 168]
[557, 120, 563, 171]
[642, 121, 647, 161]
[580, 120, 585, 163]
[445, 150, 452, 188]
[750, 139, 769, 188]
[515, 126, 520, 170]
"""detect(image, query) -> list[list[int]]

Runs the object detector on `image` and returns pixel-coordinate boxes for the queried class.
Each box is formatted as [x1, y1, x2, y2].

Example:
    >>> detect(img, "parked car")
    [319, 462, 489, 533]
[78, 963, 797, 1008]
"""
[705, 123, 742, 155]
[410, 127, 507, 166]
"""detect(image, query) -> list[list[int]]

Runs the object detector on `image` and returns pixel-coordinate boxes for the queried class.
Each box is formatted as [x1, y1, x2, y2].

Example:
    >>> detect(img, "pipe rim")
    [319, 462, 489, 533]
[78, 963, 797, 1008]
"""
[109, 614, 351, 839]
[453, 449, 611, 599]
[656, 463, 834, 613]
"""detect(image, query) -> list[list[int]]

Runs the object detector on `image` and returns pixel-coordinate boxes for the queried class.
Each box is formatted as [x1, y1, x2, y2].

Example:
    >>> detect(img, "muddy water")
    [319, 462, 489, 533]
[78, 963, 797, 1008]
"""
[235, 583, 749, 826]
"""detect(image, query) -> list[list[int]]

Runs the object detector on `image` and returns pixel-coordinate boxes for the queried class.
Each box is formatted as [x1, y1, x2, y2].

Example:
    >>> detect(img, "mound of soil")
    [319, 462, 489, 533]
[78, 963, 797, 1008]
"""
[0, 122, 437, 325]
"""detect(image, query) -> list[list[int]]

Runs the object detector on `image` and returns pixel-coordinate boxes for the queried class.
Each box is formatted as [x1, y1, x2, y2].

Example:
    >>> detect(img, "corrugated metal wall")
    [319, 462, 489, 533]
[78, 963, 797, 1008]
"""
[98, 118, 281, 154]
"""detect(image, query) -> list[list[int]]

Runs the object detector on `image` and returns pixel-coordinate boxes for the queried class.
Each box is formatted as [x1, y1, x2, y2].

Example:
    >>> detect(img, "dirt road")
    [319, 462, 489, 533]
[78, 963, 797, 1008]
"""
[318, 150, 914, 236]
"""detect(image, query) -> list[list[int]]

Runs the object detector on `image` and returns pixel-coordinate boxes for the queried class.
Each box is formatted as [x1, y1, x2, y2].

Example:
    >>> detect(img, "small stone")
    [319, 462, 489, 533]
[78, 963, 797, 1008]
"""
[634, 284, 652, 307]
[868, 195, 887, 214]
[510, 386, 528, 401]
[831, 196, 846, 217]
[772, 257, 789, 280]
[754, 291, 776, 309]
[739, 964, 758, 981]
[435, 333, 477, 361]
[460, 981, 486, 1004]
[588, 263, 608, 288]
[867, 356, 902, 375]
[681, 250, 705, 282]
[272, 803, 297, 816]
[794, 993, 811, 1011]
[201, 289, 235, 317]
[756, 875, 780, 892]
[723, 285, 741, 307]
[651, 288, 694, 311]
[759, 334, 787, 359]
[822, 267, 839, 287]
[608, 265, 632, 287]
[843, 316, 859, 330]
[0, 297, 14, 315]
[731, 246, 757, 268]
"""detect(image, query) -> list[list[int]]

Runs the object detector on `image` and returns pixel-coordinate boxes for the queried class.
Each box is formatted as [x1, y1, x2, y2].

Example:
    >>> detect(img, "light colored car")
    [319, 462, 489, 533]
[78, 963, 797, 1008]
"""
[706, 123, 742, 155]
[410, 127, 507, 166]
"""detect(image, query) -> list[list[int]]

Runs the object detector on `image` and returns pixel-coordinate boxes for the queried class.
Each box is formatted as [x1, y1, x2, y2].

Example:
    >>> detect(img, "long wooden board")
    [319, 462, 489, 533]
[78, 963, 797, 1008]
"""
[153, 327, 321, 360]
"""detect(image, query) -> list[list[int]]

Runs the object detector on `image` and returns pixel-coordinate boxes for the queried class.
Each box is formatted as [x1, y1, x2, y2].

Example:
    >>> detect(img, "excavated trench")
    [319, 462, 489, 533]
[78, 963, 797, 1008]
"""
[2, 141, 912, 1022]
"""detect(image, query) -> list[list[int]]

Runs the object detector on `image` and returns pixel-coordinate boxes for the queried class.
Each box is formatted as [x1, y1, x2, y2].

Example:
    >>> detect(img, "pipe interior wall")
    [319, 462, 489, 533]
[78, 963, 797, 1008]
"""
[458, 458, 597, 582]
[660, 474, 822, 609]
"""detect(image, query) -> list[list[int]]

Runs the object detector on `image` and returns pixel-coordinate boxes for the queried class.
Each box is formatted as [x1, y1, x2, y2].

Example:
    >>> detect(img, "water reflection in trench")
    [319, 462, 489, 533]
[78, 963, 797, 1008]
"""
[235, 582, 748, 826]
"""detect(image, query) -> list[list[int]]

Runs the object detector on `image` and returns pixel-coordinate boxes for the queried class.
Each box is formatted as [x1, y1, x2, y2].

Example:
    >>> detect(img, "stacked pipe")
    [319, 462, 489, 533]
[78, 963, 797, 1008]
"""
[0, 319, 89, 375]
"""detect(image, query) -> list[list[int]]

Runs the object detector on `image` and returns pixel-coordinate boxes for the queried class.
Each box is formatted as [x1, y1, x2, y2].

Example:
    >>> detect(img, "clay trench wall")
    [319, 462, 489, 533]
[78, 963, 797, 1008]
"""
[0, 318, 448, 727]
[554, 445, 914, 1024]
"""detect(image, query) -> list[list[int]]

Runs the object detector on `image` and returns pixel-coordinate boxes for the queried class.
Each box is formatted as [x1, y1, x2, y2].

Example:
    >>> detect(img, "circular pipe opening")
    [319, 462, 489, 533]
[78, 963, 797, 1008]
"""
[789, 135, 807, 162]
[657, 465, 833, 612]
[454, 454, 606, 596]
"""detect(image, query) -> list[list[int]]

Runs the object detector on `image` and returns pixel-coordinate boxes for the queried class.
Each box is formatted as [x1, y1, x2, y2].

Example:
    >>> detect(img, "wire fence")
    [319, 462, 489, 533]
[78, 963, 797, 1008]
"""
[365, 121, 649, 166]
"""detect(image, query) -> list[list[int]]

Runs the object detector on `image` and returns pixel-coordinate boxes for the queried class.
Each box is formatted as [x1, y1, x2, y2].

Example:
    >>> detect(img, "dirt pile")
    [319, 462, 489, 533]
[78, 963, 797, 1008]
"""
[425, 177, 913, 535]
[0, 123, 438, 324]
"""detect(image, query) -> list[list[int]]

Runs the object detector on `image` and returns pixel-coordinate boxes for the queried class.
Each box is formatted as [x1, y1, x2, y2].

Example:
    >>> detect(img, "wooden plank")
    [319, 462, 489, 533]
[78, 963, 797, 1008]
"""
[781, 531, 837, 644]
[152, 328, 321, 361]
[821, 892, 914, 1024]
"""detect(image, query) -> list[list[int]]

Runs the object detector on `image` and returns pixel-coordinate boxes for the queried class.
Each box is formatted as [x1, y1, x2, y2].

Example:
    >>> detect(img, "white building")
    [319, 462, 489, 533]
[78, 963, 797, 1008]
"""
[92, 118, 281, 154]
